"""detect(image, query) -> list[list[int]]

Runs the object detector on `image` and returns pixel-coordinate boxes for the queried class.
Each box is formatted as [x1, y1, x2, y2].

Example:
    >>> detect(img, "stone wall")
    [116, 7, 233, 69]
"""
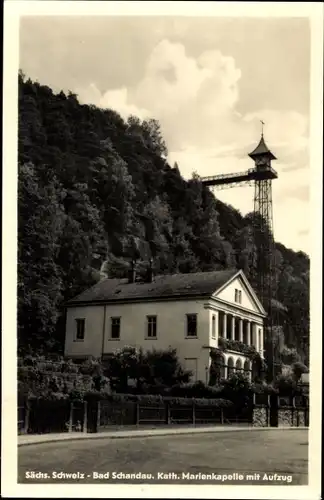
[278, 408, 293, 427]
[252, 403, 308, 428]
[292, 408, 307, 427]
[252, 406, 268, 427]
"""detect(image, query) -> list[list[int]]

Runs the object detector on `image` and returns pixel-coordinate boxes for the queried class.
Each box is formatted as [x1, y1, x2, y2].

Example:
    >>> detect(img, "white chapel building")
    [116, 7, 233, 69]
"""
[64, 268, 266, 383]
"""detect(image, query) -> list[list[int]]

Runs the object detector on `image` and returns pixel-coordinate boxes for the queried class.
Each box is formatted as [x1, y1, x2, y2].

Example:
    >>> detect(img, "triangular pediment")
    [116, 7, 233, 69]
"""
[212, 270, 266, 316]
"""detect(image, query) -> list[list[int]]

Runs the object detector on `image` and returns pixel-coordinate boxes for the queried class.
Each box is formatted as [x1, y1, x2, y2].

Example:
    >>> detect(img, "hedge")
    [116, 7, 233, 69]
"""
[169, 381, 224, 399]
[82, 391, 233, 408]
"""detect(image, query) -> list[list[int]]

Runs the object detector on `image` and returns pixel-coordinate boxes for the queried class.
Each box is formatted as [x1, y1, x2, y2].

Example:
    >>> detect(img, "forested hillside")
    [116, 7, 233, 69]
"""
[18, 72, 310, 364]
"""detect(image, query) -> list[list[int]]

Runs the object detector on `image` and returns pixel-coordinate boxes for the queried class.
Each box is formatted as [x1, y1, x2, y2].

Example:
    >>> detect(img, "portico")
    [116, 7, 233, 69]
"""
[206, 269, 266, 382]
[217, 311, 264, 356]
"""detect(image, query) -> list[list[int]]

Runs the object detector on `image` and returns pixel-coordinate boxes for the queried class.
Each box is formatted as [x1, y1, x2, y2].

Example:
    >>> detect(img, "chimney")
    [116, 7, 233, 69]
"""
[128, 259, 136, 283]
[146, 258, 154, 283]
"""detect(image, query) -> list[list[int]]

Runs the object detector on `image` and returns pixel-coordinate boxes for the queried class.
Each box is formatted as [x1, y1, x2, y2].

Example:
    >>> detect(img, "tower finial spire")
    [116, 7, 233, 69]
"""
[260, 119, 265, 137]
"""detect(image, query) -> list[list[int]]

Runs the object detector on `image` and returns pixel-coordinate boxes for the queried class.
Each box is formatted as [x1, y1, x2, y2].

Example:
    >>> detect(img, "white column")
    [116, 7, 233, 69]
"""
[239, 319, 243, 343]
[223, 312, 227, 339]
[247, 321, 251, 346]
[209, 311, 213, 339]
[259, 327, 264, 356]
[251, 322, 255, 349]
[254, 324, 259, 352]
[262, 327, 264, 355]
[231, 315, 235, 341]
[215, 311, 219, 344]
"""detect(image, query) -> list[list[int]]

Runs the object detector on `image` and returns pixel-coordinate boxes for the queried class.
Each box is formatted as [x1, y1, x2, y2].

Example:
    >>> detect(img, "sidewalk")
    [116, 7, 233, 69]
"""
[18, 424, 307, 446]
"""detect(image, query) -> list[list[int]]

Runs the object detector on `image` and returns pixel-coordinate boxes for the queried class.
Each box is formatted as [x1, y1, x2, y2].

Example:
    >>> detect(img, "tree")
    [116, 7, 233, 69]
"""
[127, 116, 168, 157]
[274, 374, 298, 396]
[88, 139, 135, 241]
[57, 184, 106, 301]
[291, 361, 308, 383]
[219, 373, 252, 408]
[104, 347, 140, 393]
[280, 347, 301, 365]
[170, 217, 200, 274]
[141, 118, 168, 157]
[141, 195, 173, 270]
[104, 347, 191, 393]
[233, 226, 255, 278]
[18, 163, 64, 352]
[143, 348, 191, 387]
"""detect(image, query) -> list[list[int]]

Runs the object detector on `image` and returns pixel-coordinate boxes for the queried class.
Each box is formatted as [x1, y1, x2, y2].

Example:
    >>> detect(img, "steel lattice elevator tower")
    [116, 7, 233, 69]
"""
[248, 134, 278, 381]
[201, 128, 279, 381]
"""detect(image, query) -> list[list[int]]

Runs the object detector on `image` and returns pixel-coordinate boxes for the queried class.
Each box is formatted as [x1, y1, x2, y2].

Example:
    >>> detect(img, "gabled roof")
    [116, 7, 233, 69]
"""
[67, 269, 238, 305]
[248, 135, 277, 160]
[213, 269, 267, 316]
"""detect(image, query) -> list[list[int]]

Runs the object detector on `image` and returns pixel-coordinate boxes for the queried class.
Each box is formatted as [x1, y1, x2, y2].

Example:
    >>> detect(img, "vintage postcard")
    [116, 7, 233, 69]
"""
[2, 1, 323, 499]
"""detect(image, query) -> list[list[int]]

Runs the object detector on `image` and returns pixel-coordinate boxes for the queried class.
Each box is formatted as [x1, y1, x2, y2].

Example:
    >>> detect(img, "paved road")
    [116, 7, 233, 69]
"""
[18, 429, 308, 485]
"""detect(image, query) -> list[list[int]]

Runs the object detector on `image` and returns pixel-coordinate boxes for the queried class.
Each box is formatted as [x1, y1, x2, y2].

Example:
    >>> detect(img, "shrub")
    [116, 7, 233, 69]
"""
[291, 361, 308, 382]
[128, 382, 170, 396]
[221, 372, 252, 392]
[18, 366, 41, 382]
[68, 389, 84, 401]
[22, 355, 37, 367]
[104, 346, 192, 393]
[281, 364, 293, 376]
[135, 394, 164, 405]
[79, 358, 103, 376]
[251, 381, 278, 395]
[28, 392, 70, 401]
[36, 361, 61, 372]
[169, 381, 223, 399]
[280, 347, 301, 365]
[217, 373, 253, 407]
[166, 397, 232, 408]
[274, 374, 300, 396]
[218, 338, 258, 358]
[61, 359, 79, 374]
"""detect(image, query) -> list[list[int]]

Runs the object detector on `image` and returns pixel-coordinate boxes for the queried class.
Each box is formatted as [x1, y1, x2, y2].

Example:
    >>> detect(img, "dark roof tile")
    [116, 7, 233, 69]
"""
[248, 136, 276, 160]
[67, 269, 238, 305]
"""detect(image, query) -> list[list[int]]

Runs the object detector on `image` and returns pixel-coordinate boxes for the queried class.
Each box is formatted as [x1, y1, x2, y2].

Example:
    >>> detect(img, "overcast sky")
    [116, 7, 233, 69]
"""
[19, 16, 310, 254]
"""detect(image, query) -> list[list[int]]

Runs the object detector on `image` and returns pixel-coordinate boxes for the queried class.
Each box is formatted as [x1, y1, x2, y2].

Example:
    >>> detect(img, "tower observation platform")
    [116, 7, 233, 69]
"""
[201, 165, 278, 187]
[201, 135, 278, 188]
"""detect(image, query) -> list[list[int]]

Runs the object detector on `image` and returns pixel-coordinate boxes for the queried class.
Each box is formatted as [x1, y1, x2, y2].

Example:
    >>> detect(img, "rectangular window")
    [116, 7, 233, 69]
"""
[147, 316, 157, 338]
[212, 315, 216, 339]
[186, 314, 197, 337]
[111, 317, 121, 339]
[235, 289, 242, 304]
[75, 318, 85, 341]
